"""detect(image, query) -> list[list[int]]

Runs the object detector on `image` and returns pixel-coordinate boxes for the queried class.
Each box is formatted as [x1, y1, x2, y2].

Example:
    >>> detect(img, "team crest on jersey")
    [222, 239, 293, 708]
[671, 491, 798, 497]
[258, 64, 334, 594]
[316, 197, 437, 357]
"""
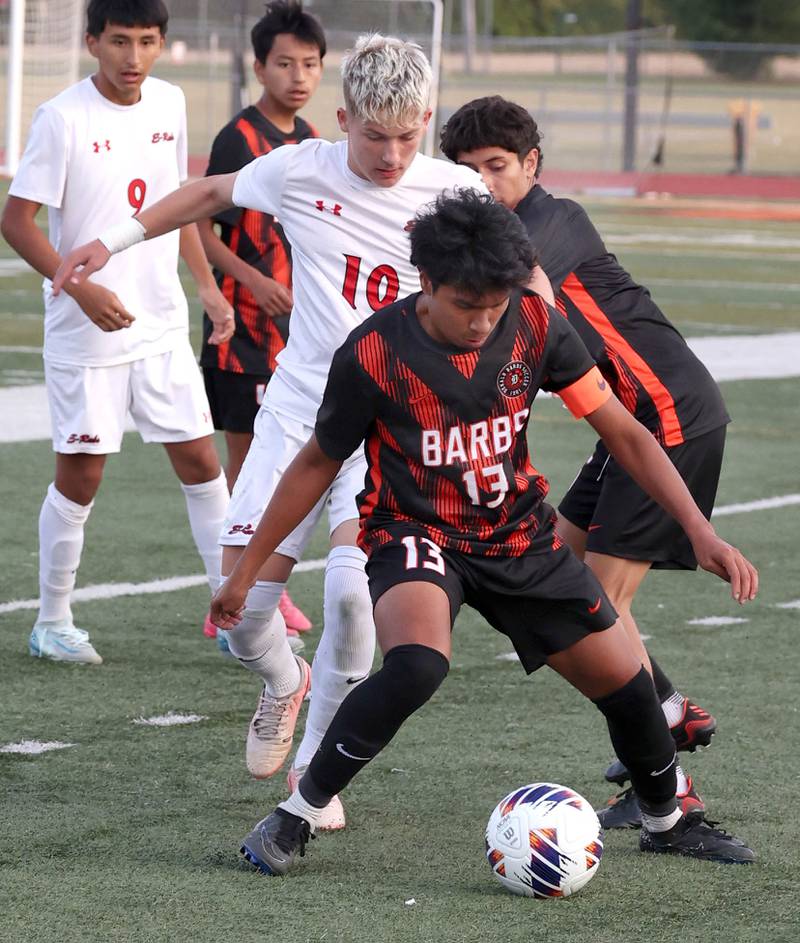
[497, 361, 531, 398]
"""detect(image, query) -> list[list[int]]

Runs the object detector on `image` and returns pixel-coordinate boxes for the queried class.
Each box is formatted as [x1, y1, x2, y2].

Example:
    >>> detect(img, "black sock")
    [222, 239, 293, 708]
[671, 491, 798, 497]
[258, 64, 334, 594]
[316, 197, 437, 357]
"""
[593, 666, 677, 816]
[300, 644, 449, 807]
[649, 655, 677, 703]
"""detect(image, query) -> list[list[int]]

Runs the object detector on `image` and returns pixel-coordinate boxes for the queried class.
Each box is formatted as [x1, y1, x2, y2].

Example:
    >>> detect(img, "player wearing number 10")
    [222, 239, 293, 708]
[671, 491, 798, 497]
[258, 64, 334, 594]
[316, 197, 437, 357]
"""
[0, 0, 234, 665]
[53, 35, 486, 826]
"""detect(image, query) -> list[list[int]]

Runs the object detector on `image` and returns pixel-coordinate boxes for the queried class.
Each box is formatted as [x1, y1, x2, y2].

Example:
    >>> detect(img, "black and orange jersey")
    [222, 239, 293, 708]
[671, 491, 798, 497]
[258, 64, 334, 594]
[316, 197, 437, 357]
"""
[315, 290, 610, 558]
[200, 106, 317, 375]
[516, 185, 729, 446]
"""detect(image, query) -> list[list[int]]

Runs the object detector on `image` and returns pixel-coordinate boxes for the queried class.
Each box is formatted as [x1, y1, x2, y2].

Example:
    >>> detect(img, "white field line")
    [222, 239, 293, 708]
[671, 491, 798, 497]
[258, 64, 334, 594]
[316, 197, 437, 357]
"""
[0, 740, 75, 754]
[132, 712, 208, 727]
[603, 231, 800, 250]
[0, 557, 328, 615]
[687, 616, 749, 627]
[712, 494, 800, 517]
[0, 345, 42, 354]
[775, 600, 800, 610]
[0, 498, 797, 615]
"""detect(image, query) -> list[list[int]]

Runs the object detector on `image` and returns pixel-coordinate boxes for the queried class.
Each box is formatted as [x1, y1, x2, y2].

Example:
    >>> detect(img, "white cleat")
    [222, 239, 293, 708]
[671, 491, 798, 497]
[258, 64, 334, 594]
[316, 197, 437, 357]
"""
[287, 765, 346, 831]
[246, 657, 311, 779]
[29, 620, 102, 665]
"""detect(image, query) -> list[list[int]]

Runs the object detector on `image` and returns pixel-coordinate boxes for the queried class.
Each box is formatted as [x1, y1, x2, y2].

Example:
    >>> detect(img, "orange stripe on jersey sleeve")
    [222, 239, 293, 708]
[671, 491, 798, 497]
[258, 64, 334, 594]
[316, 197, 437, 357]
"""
[561, 273, 684, 445]
[557, 366, 612, 418]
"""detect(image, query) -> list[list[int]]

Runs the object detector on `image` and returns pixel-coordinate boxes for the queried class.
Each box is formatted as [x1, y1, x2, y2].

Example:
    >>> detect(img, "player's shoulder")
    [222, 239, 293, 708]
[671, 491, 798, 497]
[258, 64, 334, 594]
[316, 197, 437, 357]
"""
[410, 153, 485, 190]
[342, 293, 413, 350]
[37, 76, 94, 120]
[141, 75, 186, 109]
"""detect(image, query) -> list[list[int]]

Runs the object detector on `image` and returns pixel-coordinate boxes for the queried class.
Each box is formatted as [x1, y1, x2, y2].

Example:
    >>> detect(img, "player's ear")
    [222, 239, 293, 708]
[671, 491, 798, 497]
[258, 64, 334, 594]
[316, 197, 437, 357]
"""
[419, 270, 433, 295]
[337, 108, 348, 133]
[253, 57, 267, 84]
[523, 147, 539, 179]
[421, 108, 433, 129]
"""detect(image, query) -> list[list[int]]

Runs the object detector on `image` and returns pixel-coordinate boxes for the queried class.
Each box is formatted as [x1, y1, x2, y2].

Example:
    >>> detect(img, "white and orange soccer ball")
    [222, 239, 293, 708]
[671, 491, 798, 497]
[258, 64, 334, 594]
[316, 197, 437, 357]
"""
[485, 783, 603, 898]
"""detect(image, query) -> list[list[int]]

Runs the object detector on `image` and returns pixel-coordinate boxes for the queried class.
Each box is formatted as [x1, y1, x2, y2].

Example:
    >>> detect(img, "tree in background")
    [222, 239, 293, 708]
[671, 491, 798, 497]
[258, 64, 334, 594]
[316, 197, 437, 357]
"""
[651, 0, 800, 78]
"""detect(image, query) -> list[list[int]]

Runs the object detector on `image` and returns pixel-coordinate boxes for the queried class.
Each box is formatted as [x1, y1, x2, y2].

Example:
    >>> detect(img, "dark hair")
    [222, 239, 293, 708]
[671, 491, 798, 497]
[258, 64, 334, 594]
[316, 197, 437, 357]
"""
[251, 1, 326, 63]
[86, 0, 168, 37]
[440, 96, 543, 177]
[410, 189, 535, 296]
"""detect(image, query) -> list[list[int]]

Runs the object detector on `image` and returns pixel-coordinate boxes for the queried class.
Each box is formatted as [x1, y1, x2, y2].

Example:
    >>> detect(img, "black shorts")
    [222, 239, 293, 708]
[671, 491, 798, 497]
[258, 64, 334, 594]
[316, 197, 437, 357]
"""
[558, 425, 726, 570]
[202, 367, 270, 434]
[365, 524, 617, 674]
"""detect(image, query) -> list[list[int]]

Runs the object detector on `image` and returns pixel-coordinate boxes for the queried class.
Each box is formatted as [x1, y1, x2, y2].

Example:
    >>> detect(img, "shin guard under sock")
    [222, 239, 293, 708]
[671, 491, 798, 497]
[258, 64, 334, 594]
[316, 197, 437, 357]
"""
[300, 644, 449, 806]
[593, 666, 677, 815]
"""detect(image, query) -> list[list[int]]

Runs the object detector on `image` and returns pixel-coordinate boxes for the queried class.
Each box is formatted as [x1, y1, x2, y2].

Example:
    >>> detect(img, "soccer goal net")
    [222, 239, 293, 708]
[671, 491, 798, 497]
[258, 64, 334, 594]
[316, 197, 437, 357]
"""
[1, 0, 83, 176]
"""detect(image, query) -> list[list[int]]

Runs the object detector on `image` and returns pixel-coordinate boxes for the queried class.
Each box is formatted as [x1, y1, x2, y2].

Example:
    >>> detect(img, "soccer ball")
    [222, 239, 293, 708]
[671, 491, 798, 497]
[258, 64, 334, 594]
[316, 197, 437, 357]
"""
[485, 782, 603, 898]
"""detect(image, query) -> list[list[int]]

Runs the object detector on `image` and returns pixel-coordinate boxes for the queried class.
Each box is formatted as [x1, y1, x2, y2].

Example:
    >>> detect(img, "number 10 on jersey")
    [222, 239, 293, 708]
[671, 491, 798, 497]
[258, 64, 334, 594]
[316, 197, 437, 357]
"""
[341, 255, 400, 312]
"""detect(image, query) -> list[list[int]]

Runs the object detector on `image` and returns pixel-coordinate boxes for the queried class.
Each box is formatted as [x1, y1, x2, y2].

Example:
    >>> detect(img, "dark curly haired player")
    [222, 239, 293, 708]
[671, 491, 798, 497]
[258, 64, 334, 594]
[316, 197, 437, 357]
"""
[212, 190, 757, 874]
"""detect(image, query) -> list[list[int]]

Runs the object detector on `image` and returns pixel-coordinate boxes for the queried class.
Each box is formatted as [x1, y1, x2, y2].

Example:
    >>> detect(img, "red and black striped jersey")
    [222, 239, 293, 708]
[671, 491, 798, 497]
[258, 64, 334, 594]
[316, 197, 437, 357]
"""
[315, 290, 610, 558]
[200, 106, 317, 375]
[516, 185, 729, 447]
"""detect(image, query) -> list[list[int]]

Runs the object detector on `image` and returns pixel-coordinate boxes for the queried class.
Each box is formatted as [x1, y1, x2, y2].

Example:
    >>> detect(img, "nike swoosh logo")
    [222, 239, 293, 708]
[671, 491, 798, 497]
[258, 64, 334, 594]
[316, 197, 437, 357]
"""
[650, 754, 677, 777]
[588, 597, 602, 614]
[346, 675, 368, 685]
[597, 378, 607, 391]
[588, 524, 602, 531]
[336, 742, 372, 762]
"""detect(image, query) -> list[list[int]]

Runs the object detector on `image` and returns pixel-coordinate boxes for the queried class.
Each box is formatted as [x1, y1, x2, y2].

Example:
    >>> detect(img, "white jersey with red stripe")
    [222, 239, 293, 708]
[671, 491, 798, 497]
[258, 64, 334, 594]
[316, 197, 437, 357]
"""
[9, 75, 190, 367]
[231, 138, 485, 425]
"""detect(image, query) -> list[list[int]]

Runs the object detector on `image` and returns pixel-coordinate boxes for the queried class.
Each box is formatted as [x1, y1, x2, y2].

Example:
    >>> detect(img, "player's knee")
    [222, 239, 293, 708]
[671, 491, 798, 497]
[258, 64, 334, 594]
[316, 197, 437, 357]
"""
[592, 665, 658, 726]
[382, 643, 449, 713]
[326, 545, 372, 623]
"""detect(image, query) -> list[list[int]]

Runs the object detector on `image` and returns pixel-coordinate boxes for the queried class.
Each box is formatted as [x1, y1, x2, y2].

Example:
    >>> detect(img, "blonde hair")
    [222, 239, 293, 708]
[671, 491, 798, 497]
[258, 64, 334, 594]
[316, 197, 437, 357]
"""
[341, 33, 431, 125]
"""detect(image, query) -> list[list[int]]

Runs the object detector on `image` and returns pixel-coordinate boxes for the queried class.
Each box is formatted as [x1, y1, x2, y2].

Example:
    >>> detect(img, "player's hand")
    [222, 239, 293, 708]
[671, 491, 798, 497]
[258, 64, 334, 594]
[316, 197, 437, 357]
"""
[689, 526, 759, 604]
[53, 239, 111, 295]
[199, 282, 235, 345]
[65, 280, 135, 331]
[210, 577, 249, 630]
[246, 270, 293, 317]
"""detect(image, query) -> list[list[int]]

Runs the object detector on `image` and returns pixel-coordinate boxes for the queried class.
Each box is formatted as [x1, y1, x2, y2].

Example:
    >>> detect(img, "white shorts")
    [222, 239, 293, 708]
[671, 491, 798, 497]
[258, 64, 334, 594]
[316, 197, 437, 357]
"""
[46, 341, 213, 454]
[222, 403, 367, 560]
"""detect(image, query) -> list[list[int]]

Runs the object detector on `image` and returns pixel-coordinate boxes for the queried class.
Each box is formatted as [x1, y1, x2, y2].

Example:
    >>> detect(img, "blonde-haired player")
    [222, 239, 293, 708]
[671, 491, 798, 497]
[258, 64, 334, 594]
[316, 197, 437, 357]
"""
[55, 34, 487, 827]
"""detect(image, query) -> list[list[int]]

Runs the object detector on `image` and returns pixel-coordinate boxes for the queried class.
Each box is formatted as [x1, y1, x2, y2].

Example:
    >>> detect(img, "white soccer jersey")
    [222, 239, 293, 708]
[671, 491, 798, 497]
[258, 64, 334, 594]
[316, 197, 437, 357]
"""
[231, 138, 486, 424]
[9, 75, 190, 367]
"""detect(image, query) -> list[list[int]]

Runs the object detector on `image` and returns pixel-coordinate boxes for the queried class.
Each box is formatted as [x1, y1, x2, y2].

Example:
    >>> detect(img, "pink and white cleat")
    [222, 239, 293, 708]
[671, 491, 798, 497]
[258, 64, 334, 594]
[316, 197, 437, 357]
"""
[202, 613, 217, 638]
[278, 590, 312, 633]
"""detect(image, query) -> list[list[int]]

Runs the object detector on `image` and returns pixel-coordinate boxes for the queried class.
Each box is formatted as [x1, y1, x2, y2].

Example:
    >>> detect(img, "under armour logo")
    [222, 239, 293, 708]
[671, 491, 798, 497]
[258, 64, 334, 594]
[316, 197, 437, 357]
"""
[315, 200, 342, 216]
[92, 140, 111, 153]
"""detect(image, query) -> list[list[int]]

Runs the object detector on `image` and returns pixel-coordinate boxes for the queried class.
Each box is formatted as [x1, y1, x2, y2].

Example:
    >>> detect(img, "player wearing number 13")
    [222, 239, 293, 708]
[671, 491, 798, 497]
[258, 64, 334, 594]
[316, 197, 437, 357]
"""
[53, 35, 487, 824]
[0, 0, 233, 665]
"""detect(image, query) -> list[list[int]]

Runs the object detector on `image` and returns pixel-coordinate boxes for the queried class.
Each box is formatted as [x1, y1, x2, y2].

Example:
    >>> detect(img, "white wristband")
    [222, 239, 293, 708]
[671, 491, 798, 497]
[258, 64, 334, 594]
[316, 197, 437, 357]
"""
[97, 217, 147, 254]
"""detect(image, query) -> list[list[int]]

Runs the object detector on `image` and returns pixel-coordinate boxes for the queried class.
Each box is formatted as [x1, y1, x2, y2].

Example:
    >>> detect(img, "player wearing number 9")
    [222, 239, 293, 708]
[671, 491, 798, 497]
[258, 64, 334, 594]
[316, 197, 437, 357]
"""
[51, 35, 502, 826]
[0, 0, 233, 666]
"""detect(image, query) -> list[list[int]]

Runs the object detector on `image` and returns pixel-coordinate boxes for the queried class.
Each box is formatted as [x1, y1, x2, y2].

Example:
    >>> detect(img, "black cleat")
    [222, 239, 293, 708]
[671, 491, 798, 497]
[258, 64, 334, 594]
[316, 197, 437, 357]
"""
[597, 778, 705, 829]
[240, 807, 314, 875]
[604, 699, 718, 785]
[640, 812, 755, 864]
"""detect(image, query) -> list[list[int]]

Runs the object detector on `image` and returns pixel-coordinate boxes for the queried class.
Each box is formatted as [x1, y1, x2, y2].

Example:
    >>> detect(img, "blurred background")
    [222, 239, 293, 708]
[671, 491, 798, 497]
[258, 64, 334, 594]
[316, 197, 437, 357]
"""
[2, 0, 799, 185]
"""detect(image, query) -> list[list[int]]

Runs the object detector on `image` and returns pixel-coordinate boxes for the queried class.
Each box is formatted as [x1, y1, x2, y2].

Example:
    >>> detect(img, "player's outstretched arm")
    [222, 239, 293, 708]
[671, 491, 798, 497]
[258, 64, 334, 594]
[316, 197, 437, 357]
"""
[585, 394, 758, 604]
[211, 434, 344, 628]
[52, 172, 240, 294]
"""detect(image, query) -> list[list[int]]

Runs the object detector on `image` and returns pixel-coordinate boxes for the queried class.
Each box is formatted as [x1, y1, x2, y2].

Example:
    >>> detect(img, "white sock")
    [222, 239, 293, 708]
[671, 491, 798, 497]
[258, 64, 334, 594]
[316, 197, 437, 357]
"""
[641, 806, 683, 833]
[37, 483, 93, 624]
[180, 471, 228, 593]
[662, 691, 686, 727]
[293, 545, 376, 770]
[226, 580, 300, 695]
[279, 787, 325, 828]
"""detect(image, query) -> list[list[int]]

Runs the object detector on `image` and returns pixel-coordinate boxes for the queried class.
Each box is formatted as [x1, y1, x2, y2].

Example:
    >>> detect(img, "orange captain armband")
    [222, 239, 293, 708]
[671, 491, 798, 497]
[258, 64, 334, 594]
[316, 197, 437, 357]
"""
[557, 366, 612, 418]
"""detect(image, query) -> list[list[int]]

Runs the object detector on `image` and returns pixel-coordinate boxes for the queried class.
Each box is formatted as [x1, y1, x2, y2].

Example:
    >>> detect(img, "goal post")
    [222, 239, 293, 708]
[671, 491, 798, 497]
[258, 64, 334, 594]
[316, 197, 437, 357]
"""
[1, 0, 83, 177]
